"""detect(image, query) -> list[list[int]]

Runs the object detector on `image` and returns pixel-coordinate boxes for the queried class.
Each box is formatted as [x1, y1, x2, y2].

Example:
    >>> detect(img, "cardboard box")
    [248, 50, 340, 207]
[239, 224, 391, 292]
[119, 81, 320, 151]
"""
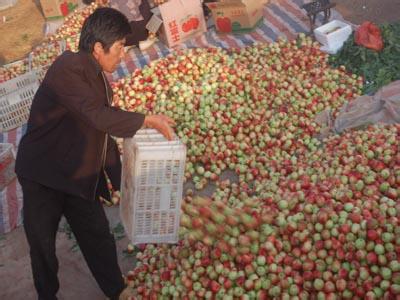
[206, 0, 264, 33]
[156, 0, 207, 48]
[40, 0, 78, 19]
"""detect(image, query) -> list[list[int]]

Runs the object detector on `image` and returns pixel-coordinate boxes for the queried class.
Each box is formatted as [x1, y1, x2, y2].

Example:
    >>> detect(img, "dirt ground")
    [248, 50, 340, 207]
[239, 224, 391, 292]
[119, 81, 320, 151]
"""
[0, 205, 137, 300]
[1, 1, 400, 300]
[0, 0, 45, 65]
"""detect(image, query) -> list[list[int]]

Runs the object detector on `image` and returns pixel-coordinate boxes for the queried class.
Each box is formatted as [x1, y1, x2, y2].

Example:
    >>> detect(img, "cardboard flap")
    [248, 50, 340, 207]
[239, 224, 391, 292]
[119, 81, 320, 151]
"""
[159, 0, 192, 18]
[159, 0, 205, 23]
[217, 0, 256, 5]
[244, 0, 262, 12]
[218, 0, 245, 3]
[206, 1, 246, 9]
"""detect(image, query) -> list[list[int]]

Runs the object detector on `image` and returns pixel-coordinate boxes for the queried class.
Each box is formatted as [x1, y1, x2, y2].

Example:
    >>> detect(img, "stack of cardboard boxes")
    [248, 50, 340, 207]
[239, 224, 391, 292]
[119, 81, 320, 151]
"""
[39, 0, 266, 46]
[154, 0, 265, 47]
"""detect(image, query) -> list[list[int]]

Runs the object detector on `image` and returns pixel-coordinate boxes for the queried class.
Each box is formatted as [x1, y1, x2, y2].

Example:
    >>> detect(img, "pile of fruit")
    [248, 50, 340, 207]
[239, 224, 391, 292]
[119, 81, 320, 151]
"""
[0, 40, 64, 83]
[112, 36, 362, 188]
[0, 3, 98, 83]
[111, 35, 399, 299]
[29, 40, 65, 70]
[46, 2, 99, 53]
[0, 59, 29, 83]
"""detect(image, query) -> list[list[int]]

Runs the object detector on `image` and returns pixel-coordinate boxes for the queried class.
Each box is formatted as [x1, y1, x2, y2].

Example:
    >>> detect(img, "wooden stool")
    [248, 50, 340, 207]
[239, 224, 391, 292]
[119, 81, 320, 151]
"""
[302, 0, 336, 33]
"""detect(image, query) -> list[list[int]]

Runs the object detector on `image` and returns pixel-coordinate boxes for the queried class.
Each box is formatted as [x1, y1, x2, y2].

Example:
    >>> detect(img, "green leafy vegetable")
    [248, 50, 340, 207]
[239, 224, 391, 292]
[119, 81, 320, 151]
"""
[329, 22, 400, 94]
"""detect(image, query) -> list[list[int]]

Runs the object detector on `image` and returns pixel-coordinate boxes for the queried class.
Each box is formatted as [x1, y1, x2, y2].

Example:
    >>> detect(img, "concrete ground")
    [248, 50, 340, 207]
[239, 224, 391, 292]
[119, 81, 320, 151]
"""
[1, 1, 400, 299]
[334, 0, 400, 25]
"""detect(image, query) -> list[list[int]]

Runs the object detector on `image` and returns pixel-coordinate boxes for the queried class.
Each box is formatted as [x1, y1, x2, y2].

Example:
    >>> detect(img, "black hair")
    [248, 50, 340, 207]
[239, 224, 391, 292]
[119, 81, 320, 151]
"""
[79, 7, 131, 53]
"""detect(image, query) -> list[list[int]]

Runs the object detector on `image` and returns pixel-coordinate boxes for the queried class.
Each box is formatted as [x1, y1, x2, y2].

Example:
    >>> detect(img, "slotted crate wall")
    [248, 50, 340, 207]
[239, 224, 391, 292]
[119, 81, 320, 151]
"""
[0, 83, 38, 132]
[0, 66, 46, 132]
[0, 71, 38, 97]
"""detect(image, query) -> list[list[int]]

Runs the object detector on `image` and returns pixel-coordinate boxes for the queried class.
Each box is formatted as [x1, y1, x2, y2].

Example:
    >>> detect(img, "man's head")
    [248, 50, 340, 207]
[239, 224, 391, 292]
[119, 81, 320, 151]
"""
[79, 7, 131, 72]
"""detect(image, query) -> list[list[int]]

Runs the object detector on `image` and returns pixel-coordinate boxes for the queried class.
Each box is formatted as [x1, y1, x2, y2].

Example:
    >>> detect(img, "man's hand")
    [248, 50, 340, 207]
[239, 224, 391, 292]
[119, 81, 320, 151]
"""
[143, 114, 176, 140]
[153, 0, 167, 6]
[95, 0, 108, 6]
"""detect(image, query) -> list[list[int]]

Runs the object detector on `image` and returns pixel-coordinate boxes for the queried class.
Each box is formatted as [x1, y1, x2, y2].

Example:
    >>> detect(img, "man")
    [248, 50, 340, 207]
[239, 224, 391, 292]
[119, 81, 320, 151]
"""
[94, 0, 162, 47]
[15, 7, 174, 300]
[108, 0, 152, 46]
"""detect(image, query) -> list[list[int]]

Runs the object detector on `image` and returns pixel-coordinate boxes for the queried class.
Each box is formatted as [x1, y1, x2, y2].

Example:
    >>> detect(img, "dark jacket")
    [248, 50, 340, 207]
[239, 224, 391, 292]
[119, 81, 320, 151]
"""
[15, 50, 145, 201]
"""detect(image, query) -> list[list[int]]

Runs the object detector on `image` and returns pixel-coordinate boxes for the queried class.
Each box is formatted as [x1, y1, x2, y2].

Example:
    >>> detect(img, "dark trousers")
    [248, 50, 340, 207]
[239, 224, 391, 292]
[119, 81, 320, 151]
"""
[19, 177, 125, 300]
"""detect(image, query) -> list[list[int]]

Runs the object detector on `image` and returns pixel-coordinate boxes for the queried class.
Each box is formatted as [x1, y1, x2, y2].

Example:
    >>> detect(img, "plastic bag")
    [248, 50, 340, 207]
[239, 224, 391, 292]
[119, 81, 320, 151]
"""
[315, 80, 400, 139]
[354, 21, 384, 51]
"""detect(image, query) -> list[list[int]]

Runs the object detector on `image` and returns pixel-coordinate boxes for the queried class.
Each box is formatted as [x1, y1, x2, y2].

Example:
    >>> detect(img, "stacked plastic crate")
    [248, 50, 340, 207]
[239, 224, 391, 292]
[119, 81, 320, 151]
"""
[0, 69, 40, 234]
[0, 70, 40, 132]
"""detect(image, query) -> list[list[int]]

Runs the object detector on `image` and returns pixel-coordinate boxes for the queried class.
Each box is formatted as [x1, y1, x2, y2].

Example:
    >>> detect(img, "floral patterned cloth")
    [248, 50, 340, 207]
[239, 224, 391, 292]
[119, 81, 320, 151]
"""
[110, 0, 144, 21]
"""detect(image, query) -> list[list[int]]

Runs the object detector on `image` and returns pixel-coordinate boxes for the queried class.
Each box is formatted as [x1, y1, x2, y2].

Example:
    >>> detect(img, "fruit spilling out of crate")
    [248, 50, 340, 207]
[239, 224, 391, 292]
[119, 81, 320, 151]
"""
[0, 60, 30, 84]
[120, 129, 186, 245]
[181, 195, 262, 247]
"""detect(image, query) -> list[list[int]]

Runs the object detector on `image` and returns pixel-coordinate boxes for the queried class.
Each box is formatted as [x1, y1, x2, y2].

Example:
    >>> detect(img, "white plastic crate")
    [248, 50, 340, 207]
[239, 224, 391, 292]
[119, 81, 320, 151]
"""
[0, 83, 38, 132]
[34, 67, 49, 83]
[0, 143, 15, 190]
[121, 129, 186, 245]
[0, 70, 39, 97]
[314, 20, 352, 50]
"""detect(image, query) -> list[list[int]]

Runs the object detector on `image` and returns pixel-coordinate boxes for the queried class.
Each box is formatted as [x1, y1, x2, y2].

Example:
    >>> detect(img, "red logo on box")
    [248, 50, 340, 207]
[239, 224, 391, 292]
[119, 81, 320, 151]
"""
[168, 20, 180, 43]
[216, 17, 232, 32]
[182, 16, 200, 32]
[231, 9, 245, 17]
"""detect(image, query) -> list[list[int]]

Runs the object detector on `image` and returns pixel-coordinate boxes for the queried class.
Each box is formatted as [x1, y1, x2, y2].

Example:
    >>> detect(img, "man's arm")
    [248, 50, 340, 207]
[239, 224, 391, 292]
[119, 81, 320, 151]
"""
[48, 64, 145, 137]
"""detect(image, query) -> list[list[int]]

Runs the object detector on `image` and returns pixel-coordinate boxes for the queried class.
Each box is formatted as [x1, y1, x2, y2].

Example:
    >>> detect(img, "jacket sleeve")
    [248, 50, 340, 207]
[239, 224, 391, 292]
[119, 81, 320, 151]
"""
[47, 57, 145, 138]
[105, 136, 122, 191]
